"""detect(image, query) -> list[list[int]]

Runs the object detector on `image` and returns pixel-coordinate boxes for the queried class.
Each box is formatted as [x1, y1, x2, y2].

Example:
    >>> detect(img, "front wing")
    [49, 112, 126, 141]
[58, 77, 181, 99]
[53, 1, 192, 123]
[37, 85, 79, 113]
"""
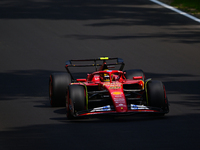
[75, 104, 168, 117]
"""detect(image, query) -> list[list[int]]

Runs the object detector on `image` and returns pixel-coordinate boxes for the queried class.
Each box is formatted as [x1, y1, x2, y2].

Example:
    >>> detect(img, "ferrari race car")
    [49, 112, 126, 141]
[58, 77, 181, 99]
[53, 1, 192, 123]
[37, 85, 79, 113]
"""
[49, 57, 169, 119]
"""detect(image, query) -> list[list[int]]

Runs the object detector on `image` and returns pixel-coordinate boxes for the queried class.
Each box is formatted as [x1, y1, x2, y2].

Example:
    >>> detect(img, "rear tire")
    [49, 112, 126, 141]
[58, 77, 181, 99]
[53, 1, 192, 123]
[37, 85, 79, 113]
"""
[66, 85, 86, 119]
[124, 69, 145, 80]
[49, 73, 71, 107]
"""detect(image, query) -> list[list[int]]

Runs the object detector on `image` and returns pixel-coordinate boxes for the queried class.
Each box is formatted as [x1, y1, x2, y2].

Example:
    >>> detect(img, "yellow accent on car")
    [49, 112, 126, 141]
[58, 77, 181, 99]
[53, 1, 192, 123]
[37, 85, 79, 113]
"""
[112, 92, 122, 95]
[145, 79, 152, 105]
[100, 57, 109, 60]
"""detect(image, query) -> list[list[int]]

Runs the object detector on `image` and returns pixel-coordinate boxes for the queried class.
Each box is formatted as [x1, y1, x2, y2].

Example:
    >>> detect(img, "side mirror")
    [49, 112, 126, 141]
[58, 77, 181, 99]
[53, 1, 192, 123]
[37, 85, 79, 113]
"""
[133, 76, 143, 80]
[76, 79, 87, 82]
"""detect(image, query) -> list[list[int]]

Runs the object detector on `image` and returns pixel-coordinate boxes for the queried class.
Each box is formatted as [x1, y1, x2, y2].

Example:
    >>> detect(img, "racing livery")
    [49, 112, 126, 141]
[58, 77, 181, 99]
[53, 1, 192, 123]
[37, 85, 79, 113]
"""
[49, 57, 169, 119]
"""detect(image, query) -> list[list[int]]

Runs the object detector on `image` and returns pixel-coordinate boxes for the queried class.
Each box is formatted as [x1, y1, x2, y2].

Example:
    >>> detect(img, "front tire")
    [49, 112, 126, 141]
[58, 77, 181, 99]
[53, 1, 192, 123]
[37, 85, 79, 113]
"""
[146, 80, 165, 108]
[49, 73, 71, 107]
[146, 80, 168, 115]
[66, 85, 86, 119]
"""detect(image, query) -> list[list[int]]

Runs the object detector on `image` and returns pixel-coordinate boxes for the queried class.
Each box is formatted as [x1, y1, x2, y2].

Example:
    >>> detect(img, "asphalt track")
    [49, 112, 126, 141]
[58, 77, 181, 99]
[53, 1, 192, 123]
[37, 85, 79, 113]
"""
[0, 0, 200, 149]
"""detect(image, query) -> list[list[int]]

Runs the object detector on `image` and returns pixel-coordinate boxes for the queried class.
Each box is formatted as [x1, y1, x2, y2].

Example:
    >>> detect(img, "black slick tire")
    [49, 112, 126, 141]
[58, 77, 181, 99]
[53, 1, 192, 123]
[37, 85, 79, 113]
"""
[49, 73, 71, 107]
[66, 85, 85, 119]
[124, 69, 145, 80]
[146, 80, 166, 115]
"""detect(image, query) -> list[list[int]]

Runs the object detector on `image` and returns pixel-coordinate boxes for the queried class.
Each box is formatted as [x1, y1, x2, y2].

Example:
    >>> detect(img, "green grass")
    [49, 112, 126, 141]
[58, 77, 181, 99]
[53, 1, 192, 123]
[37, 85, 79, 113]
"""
[170, 0, 200, 15]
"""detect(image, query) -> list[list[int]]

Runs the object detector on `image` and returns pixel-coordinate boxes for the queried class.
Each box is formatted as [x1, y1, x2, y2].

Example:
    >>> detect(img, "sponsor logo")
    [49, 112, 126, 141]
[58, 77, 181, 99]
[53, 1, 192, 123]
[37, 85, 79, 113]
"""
[94, 77, 99, 81]
[103, 83, 122, 86]
[131, 105, 138, 110]
[130, 104, 149, 110]
[103, 106, 110, 111]
[90, 105, 111, 112]
[112, 92, 123, 95]
[109, 86, 121, 89]
[113, 95, 123, 98]
[113, 97, 125, 103]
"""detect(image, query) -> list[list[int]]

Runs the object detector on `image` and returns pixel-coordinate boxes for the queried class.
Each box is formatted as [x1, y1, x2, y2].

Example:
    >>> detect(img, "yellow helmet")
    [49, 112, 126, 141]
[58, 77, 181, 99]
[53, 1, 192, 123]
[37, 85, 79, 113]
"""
[100, 73, 110, 82]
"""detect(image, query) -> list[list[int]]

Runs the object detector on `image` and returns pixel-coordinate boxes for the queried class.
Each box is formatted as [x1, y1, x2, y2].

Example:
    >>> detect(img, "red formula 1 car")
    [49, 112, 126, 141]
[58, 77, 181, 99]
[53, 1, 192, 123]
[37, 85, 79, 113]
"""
[49, 57, 169, 119]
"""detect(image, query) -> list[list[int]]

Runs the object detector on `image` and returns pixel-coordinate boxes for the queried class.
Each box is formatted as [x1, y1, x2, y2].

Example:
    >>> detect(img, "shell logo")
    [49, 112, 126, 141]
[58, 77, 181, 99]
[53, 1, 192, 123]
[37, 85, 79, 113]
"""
[112, 92, 123, 95]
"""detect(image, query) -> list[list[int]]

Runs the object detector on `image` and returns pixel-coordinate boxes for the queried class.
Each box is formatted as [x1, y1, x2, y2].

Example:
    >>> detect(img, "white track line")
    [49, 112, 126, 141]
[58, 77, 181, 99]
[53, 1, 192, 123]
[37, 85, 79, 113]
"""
[150, 0, 200, 23]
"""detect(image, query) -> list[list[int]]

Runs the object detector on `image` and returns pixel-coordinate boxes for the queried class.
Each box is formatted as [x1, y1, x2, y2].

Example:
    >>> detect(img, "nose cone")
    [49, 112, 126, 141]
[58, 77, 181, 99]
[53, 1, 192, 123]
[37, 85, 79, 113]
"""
[103, 82, 128, 113]
[110, 91, 128, 112]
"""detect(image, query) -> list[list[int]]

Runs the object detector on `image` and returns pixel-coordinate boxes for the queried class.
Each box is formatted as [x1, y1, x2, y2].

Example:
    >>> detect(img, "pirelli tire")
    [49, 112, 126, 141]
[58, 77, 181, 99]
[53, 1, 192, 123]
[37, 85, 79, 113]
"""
[66, 85, 86, 119]
[124, 69, 145, 81]
[49, 73, 71, 107]
[146, 80, 168, 115]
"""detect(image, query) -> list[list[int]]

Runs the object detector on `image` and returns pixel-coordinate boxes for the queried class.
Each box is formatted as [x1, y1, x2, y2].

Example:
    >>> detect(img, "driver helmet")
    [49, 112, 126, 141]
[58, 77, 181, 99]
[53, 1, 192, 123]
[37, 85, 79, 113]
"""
[101, 73, 110, 82]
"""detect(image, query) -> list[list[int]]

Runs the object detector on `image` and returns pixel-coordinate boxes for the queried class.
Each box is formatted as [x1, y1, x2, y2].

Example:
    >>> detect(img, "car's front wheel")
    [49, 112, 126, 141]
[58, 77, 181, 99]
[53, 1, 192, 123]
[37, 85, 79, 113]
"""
[66, 85, 86, 119]
[146, 80, 168, 115]
[49, 73, 71, 107]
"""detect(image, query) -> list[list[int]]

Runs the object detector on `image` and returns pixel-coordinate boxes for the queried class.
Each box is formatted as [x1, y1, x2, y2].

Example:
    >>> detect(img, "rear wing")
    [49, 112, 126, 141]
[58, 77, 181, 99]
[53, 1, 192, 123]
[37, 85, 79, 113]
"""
[65, 57, 125, 79]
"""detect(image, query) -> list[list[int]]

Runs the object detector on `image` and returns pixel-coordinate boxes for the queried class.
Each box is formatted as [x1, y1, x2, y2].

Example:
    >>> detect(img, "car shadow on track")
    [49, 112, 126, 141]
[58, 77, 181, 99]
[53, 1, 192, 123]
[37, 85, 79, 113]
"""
[0, 70, 88, 101]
